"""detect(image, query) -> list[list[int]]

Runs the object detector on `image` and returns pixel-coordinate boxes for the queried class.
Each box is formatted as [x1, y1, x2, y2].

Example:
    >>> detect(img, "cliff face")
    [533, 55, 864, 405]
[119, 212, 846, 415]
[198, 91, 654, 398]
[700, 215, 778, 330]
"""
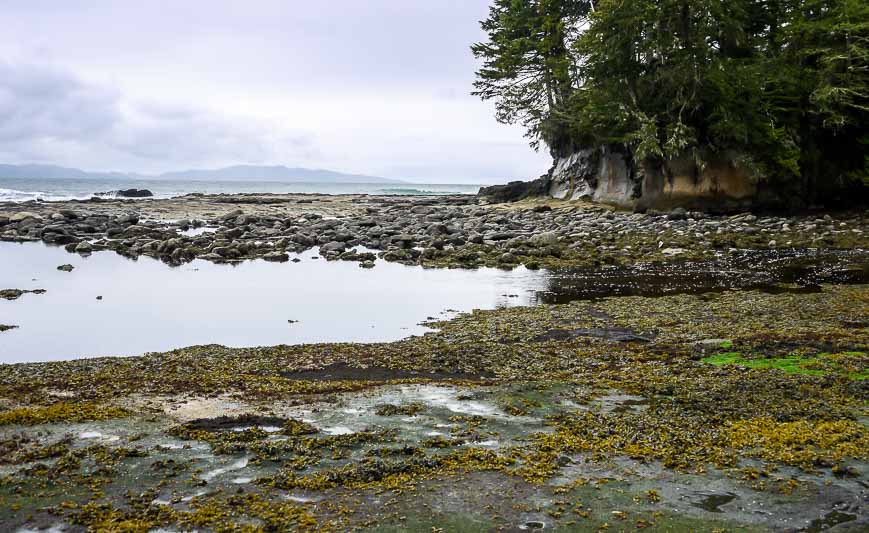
[547, 147, 758, 211]
[481, 145, 867, 211]
[480, 147, 762, 211]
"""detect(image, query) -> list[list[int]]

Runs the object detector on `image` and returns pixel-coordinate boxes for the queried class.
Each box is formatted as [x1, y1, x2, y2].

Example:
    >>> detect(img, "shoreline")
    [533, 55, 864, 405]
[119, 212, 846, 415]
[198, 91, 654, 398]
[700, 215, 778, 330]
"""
[0, 179, 482, 205]
[2, 193, 866, 270]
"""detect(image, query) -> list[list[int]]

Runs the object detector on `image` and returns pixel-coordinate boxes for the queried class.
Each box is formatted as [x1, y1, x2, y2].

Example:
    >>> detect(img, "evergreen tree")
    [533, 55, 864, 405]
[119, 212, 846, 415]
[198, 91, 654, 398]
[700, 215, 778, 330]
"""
[472, 0, 869, 201]
[472, 0, 593, 155]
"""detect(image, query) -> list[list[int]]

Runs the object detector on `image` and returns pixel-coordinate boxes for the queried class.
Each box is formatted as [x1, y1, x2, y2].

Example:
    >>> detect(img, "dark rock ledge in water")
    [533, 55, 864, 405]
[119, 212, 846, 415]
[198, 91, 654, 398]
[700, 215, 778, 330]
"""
[95, 188, 154, 198]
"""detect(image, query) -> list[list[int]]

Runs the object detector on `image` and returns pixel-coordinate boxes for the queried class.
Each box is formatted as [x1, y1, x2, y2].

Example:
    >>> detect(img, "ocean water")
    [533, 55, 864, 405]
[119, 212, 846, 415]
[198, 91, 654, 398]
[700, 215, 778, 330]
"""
[0, 177, 481, 203]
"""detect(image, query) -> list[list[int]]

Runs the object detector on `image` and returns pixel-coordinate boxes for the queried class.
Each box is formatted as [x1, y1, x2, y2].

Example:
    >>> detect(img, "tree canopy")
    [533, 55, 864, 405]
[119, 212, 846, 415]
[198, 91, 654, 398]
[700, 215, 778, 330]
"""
[473, 0, 869, 199]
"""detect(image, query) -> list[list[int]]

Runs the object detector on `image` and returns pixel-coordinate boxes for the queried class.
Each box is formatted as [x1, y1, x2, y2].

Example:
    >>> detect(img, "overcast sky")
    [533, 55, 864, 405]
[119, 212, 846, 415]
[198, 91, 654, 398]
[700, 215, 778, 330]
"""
[0, 1, 550, 183]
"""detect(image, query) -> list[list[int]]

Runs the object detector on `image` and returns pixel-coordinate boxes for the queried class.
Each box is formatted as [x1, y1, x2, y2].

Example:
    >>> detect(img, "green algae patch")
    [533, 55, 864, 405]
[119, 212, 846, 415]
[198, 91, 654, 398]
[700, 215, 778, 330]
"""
[703, 352, 747, 366]
[702, 352, 825, 376]
[0, 402, 131, 426]
[703, 351, 868, 379]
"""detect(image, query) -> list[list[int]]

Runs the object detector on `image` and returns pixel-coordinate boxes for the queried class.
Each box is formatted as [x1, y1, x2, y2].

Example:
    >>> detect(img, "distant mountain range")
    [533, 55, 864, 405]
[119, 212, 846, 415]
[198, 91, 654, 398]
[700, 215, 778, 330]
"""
[0, 164, 131, 181]
[0, 163, 404, 184]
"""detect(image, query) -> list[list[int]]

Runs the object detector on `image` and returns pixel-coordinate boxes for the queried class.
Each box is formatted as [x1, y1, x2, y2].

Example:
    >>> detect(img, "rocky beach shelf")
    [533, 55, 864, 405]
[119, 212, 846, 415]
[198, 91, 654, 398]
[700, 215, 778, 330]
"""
[0, 193, 867, 531]
[1, 193, 866, 271]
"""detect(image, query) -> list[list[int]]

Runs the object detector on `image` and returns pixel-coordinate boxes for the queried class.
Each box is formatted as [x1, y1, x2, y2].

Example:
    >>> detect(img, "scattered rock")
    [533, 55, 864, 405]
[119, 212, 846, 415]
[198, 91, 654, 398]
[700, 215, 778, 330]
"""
[9, 212, 42, 222]
[320, 242, 346, 254]
[263, 252, 289, 262]
[667, 207, 688, 220]
[57, 264, 75, 272]
[529, 231, 559, 247]
[0, 289, 46, 301]
[74, 242, 93, 254]
[661, 247, 686, 256]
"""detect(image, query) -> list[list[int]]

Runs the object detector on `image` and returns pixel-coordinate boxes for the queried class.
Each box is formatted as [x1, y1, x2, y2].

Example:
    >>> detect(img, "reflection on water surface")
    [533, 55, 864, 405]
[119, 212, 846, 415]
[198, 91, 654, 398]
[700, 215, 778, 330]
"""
[0, 242, 546, 363]
[2, 242, 865, 363]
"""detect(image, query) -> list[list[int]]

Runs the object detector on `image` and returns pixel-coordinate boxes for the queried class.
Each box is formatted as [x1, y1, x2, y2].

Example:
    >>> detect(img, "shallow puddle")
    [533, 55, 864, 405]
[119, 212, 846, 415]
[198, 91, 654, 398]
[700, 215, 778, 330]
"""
[284, 384, 546, 448]
[2, 243, 866, 363]
[0, 242, 548, 363]
[178, 226, 218, 237]
[0, 383, 554, 510]
[690, 492, 737, 513]
[806, 510, 858, 532]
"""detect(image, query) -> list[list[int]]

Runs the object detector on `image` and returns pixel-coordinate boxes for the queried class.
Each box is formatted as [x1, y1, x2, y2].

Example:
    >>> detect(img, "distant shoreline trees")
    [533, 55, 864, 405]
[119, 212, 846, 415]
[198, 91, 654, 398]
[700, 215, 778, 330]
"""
[473, 0, 869, 202]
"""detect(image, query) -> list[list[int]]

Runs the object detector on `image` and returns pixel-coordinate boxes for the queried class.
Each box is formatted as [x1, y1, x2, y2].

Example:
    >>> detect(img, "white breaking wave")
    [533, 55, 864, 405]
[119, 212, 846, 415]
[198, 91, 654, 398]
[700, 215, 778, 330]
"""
[0, 187, 176, 203]
[0, 187, 94, 203]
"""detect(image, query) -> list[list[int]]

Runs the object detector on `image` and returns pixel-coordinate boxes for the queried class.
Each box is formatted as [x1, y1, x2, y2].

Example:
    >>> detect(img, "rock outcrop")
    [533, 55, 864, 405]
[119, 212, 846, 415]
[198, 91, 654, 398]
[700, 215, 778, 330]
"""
[482, 146, 768, 211]
[550, 147, 760, 211]
[96, 189, 154, 198]
[477, 178, 550, 203]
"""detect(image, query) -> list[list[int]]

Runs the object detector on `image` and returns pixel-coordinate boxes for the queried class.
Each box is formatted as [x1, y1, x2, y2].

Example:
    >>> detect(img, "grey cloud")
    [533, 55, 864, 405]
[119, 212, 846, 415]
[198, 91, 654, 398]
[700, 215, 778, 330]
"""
[0, 62, 120, 142]
[0, 63, 315, 171]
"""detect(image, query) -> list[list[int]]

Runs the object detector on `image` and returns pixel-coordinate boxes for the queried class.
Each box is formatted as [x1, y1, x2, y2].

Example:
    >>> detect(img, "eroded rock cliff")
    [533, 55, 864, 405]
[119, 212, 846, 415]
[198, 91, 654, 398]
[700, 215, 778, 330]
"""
[482, 147, 767, 211]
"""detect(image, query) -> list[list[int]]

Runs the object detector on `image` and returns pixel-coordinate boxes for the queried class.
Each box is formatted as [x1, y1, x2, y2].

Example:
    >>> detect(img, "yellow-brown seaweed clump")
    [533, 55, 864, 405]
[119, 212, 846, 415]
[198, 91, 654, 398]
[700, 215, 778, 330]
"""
[726, 418, 869, 469]
[0, 402, 130, 426]
[64, 493, 320, 532]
